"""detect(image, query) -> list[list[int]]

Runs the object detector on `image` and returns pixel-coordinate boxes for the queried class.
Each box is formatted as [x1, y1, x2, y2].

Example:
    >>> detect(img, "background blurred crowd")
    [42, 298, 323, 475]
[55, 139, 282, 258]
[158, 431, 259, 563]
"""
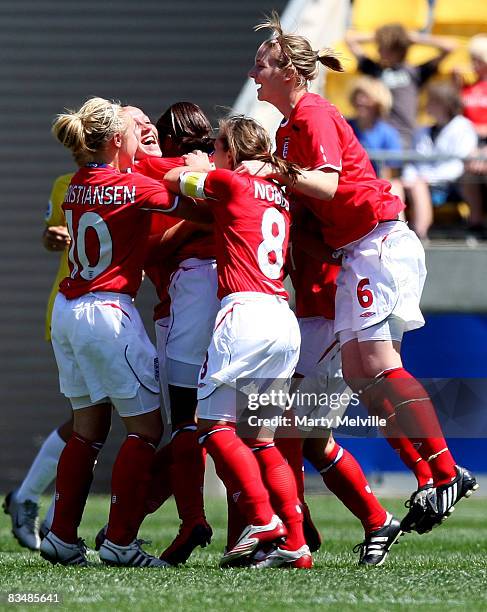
[328, 0, 487, 241]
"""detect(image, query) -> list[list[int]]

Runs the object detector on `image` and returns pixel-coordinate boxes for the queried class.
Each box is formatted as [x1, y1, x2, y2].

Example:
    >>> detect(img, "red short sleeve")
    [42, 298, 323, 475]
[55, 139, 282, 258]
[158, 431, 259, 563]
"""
[136, 156, 185, 181]
[135, 173, 177, 211]
[296, 107, 343, 172]
[201, 168, 233, 201]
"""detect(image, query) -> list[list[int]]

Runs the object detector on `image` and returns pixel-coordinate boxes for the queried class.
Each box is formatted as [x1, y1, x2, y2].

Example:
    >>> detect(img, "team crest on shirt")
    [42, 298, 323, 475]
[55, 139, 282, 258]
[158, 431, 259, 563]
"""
[282, 137, 290, 159]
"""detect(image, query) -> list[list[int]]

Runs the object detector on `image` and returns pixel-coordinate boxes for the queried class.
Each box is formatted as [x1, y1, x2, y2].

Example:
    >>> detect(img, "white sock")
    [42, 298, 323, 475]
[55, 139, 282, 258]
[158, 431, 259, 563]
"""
[16, 429, 66, 503]
[43, 495, 56, 528]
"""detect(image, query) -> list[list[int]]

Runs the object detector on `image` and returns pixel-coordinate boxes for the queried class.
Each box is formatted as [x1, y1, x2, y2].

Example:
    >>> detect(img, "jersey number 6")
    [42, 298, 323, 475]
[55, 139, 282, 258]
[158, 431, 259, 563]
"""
[65, 211, 113, 280]
[357, 278, 374, 308]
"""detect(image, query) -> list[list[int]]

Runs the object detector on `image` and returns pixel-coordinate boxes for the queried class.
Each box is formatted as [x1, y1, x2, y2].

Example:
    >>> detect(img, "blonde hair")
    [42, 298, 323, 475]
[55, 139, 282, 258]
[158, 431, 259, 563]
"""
[350, 76, 393, 117]
[469, 34, 487, 63]
[52, 97, 127, 163]
[255, 11, 343, 88]
[218, 115, 300, 183]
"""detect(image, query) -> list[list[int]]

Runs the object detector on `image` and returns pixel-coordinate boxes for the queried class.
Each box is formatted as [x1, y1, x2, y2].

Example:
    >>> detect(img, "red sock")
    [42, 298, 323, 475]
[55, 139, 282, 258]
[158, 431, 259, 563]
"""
[367, 397, 433, 488]
[381, 368, 456, 485]
[275, 437, 305, 503]
[144, 443, 173, 515]
[201, 425, 274, 526]
[251, 442, 305, 550]
[320, 443, 387, 534]
[170, 424, 206, 524]
[226, 489, 247, 550]
[51, 434, 102, 543]
[106, 435, 156, 546]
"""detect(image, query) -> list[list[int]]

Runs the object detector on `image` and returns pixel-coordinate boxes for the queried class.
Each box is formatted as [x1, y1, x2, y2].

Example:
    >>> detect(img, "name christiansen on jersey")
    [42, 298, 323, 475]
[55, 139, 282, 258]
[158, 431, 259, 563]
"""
[64, 184, 137, 206]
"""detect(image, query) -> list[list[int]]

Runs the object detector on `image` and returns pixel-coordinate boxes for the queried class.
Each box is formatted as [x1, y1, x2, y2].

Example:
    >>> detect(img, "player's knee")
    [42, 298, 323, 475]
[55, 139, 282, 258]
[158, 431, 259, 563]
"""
[341, 362, 363, 392]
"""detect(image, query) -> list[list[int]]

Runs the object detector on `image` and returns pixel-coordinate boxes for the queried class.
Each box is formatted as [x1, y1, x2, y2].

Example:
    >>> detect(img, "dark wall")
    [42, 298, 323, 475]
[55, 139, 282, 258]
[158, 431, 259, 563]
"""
[0, 0, 287, 492]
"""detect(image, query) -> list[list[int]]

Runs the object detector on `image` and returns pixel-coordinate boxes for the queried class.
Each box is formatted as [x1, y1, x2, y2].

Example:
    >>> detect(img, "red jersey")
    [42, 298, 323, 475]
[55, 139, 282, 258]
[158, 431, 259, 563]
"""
[276, 92, 404, 249]
[136, 156, 216, 263]
[135, 156, 185, 179]
[60, 165, 175, 299]
[144, 213, 180, 320]
[191, 169, 290, 300]
[461, 80, 487, 130]
[289, 211, 339, 319]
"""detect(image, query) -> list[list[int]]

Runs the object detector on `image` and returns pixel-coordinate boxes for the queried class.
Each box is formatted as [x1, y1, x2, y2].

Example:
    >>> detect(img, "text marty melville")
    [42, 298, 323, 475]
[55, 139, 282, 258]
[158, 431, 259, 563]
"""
[247, 414, 387, 429]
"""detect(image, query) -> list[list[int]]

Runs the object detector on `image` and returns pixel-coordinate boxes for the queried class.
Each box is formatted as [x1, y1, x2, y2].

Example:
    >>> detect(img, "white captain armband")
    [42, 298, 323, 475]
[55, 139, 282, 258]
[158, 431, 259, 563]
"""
[179, 171, 208, 200]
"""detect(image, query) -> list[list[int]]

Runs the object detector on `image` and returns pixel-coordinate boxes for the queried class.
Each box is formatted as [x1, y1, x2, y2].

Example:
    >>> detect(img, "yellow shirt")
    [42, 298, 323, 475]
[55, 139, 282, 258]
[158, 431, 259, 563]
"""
[44, 173, 73, 340]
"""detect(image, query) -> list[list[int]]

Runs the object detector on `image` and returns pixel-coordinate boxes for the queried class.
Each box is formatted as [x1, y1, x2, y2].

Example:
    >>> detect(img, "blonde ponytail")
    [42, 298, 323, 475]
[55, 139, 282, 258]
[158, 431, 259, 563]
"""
[255, 12, 342, 85]
[52, 97, 126, 161]
[316, 48, 344, 73]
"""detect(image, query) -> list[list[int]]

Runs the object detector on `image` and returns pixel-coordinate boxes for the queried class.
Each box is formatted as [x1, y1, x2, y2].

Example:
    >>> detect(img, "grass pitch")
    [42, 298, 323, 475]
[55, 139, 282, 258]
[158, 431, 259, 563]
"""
[1, 494, 486, 611]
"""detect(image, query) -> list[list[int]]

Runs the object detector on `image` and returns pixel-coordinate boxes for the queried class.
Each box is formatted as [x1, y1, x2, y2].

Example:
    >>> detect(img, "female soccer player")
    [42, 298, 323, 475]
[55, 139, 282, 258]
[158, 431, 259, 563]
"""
[137, 102, 216, 565]
[40, 97, 186, 567]
[246, 13, 478, 538]
[164, 116, 312, 569]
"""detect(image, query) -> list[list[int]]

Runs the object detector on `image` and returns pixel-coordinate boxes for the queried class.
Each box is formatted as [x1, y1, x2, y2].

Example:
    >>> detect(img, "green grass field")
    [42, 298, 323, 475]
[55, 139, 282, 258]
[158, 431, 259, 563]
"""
[1, 494, 486, 611]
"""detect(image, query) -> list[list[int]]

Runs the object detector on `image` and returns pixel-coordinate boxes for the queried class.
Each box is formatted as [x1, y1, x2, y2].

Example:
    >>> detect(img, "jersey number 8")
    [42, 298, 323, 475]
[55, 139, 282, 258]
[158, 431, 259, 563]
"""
[257, 207, 286, 279]
[65, 211, 113, 280]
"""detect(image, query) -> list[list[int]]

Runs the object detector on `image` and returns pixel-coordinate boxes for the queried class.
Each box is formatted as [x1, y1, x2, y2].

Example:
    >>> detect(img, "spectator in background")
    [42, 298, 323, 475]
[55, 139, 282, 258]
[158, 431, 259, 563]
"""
[457, 34, 487, 237]
[460, 34, 487, 139]
[348, 76, 404, 199]
[346, 24, 457, 148]
[402, 82, 478, 239]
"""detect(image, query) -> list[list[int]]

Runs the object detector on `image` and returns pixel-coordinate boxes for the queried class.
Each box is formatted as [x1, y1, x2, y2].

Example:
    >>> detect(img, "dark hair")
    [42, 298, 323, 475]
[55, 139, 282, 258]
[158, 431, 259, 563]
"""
[375, 24, 411, 62]
[427, 82, 463, 120]
[155, 102, 214, 154]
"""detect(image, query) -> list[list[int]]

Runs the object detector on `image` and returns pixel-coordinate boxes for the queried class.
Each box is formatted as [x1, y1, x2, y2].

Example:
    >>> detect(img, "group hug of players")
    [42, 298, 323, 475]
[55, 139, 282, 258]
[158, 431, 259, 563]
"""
[4, 14, 478, 569]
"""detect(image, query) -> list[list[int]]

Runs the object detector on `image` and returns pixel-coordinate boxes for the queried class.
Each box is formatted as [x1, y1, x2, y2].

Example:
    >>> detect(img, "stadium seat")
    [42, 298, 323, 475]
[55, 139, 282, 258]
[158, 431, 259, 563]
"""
[432, 0, 487, 37]
[433, 201, 470, 226]
[324, 40, 365, 116]
[351, 0, 429, 32]
[326, 37, 475, 120]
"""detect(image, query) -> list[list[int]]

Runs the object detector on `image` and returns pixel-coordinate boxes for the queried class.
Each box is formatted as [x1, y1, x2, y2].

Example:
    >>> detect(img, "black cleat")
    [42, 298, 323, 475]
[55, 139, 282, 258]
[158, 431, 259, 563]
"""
[353, 513, 402, 567]
[160, 520, 213, 566]
[302, 502, 322, 553]
[400, 484, 437, 534]
[434, 465, 479, 520]
[405, 466, 480, 533]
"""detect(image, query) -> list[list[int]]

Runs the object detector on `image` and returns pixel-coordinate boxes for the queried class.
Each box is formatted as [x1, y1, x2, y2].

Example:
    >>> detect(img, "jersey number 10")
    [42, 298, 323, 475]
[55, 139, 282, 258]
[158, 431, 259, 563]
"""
[65, 211, 113, 280]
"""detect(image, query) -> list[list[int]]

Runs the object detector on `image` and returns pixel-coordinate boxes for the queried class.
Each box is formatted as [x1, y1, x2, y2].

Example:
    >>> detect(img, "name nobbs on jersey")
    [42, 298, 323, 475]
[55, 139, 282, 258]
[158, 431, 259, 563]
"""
[253, 181, 289, 211]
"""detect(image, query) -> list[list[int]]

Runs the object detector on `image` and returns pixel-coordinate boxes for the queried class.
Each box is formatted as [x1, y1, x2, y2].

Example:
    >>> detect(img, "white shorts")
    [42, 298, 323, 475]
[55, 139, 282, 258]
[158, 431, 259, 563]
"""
[51, 292, 159, 416]
[70, 386, 159, 418]
[294, 317, 351, 431]
[335, 221, 426, 341]
[166, 258, 220, 387]
[338, 315, 406, 345]
[155, 316, 171, 426]
[197, 292, 301, 423]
